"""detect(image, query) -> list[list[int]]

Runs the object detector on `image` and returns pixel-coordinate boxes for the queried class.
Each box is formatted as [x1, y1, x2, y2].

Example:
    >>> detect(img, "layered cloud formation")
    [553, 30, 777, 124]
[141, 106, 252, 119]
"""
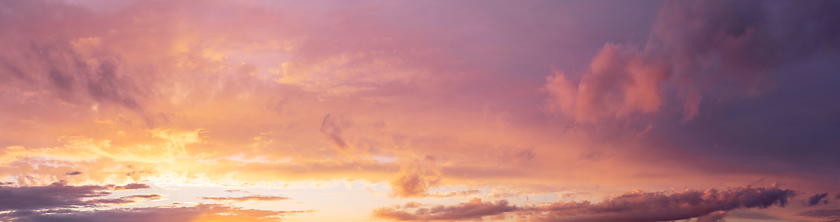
[1, 0, 839, 221]
[375, 187, 795, 221]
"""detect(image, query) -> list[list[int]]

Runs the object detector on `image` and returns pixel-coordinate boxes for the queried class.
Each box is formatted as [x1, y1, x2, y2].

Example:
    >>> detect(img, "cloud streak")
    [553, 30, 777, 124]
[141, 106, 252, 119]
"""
[0, 204, 314, 222]
[0, 181, 150, 211]
[374, 186, 795, 222]
[199, 195, 290, 202]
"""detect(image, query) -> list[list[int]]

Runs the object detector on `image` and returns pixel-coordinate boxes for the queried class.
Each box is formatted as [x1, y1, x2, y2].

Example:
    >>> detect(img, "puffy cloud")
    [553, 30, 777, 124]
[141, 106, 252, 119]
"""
[373, 198, 517, 221]
[544, 44, 669, 122]
[199, 195, 290, 202]
[544, 0, 840, 122]
[390, 173, 440, 198]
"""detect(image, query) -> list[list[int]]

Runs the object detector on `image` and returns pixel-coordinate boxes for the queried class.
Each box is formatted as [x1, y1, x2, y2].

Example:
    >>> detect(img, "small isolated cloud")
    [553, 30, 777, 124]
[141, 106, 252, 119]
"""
[808, 193, 829, 206]
[425, 189, 481, 198]
[127, 194, 162, 201]
[320, 114, 347, 150]
[199, 195, 290, 202]
[109, 183, 151, 191]
[373, 198, 517, 221]
[64, 171, 83, 176]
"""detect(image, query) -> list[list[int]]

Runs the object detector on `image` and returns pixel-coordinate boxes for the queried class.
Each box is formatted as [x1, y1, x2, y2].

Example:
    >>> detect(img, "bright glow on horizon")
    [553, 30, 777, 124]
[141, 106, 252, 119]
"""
[1, 0, 840, 221]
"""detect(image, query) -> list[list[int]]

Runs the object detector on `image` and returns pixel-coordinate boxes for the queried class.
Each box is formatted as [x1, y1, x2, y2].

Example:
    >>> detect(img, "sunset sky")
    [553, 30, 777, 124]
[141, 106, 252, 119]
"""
[1, 0, 840, 221]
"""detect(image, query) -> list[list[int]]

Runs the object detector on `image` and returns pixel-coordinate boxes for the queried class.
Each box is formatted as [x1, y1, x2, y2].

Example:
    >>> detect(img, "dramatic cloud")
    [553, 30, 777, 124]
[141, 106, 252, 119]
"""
[1, 0, 839, 221]
[199, 195, 290, 202]
[545, 0, 840, 122]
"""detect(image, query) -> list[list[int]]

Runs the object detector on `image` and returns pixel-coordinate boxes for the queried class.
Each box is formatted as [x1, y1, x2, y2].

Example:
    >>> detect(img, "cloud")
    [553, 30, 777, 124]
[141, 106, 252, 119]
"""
[127, 194, 162, 201]
[390, 173, 439, 198]
[109, 183, 151, 191]
[797, 208, 840, 220]
[320, 114, 347, 150]
[373, 198, 517, 221]
[522, 186, 795, 222]
[64, 171, 82, 176]
[199, 195, 290, 202]
[544, 0, 840, 122]
[0, 204, 314, 222]
[377, 186, 796, 222]
[808, 193, 829, 206]
[0, 181, 141, 211]
[425, 189, 481, 198]
[544, 44, 669, 122]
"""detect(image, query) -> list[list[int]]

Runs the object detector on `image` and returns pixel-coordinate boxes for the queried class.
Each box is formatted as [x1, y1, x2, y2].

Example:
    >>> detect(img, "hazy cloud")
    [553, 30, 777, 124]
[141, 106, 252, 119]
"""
[199, 195, 290, 202]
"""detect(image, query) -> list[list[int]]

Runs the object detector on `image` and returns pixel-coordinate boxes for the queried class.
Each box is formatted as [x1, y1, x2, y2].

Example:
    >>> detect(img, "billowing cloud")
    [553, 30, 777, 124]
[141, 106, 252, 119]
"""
[545, 0, 840, 122]
[1, 0, 839, 221]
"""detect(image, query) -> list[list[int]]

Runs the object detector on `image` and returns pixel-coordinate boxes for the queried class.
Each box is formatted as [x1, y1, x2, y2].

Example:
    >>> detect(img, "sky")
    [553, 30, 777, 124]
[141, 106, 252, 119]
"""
[1, 0, 839, 221]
